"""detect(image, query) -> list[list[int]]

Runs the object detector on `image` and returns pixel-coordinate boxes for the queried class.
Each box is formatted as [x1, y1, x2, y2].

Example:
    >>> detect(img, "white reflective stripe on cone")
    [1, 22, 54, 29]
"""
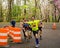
[9, 30, 13, 32]
[0, 39, 7, 42]
[13, 32, 21, 34]
[7, 32, 9, 34]
[13, 37, 21, 39]
[0, 33, 8, 36]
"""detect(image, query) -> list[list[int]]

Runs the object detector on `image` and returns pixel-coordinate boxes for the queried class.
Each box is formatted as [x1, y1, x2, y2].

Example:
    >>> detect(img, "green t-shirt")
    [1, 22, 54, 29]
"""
[27, 20, 40, 31]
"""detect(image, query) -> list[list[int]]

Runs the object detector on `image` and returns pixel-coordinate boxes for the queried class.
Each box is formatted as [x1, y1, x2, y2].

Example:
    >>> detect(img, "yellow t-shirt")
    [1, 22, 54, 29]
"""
[27, 20, 40, 31]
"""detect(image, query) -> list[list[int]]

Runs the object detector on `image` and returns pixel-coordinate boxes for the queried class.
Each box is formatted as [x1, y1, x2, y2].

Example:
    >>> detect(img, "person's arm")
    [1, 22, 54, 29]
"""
[41, 17, 48, 22]
[26, 22, 31, 25]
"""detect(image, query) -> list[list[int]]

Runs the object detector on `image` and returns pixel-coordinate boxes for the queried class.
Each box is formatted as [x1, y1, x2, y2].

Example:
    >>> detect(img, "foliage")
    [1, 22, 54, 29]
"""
[11, 5, 21, 17]
[1, 0, 60, 22]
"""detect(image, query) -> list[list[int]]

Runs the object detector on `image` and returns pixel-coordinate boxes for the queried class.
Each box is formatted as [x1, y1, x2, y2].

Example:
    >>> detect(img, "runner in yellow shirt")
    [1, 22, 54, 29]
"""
[27, 16, 40, 48]
[27, 16, 47, 48]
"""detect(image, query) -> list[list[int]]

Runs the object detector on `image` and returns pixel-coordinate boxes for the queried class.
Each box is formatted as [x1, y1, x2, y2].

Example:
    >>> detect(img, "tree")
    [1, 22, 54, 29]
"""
[34, 0, 37, 18]
[0, 0, 3, 21]
[16, 0, 21, 17]
[50, 0, 60, 22]
[24, 0, 26, 16]
[11, 5, 21, 17]
[7, 0, 12, 21]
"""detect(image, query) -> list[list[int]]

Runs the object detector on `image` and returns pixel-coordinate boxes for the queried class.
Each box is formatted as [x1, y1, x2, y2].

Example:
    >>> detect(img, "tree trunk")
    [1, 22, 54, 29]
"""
[0, 0, 3, 22]
[50, 0, 60, 22]
[54, 6, 57, 22]
[24, 0, 26, 16]
[38, 5, 42, 19]
[56, 6, 60, 22]
[11, 0, 14, 17]
[35, 0, 37, 18]
[47, 11, 50, 22]
[7, 0, 12, 21]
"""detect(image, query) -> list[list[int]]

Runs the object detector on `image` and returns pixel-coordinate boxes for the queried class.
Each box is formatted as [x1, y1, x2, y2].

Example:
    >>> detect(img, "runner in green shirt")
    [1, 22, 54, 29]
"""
[27, 16, 47, 48]
[27, 16, 40, 48]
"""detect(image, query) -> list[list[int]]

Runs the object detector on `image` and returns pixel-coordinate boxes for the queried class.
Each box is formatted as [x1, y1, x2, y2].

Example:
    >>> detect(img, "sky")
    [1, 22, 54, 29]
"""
[14, 0, 16, 4]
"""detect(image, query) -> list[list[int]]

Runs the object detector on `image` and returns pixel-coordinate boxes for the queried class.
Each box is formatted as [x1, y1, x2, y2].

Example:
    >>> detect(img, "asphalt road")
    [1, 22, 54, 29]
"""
[0, 22, 60, 48]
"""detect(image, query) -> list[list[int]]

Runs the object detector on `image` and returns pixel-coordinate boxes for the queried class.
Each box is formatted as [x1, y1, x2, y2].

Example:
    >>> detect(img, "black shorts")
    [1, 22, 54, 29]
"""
[38, 27, 42, 31]
[28, 27, 32, 31]
[32, 30, 39, 36]
[23, 27, 29, 30]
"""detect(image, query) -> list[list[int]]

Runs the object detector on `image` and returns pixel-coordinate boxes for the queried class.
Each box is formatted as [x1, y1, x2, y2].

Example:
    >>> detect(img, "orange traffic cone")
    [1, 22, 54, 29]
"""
[52, 23, 56, 30]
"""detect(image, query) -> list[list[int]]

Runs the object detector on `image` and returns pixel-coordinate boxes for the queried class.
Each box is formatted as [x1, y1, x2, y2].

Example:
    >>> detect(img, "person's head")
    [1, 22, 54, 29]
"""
[23, 18, 27, 23]
[23, 18, 26, 21]
[31, 16, 35, 21]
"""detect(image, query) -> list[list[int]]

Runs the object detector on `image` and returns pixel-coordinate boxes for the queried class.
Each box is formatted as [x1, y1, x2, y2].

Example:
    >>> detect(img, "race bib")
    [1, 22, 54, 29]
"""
[32, 23, 36, 27]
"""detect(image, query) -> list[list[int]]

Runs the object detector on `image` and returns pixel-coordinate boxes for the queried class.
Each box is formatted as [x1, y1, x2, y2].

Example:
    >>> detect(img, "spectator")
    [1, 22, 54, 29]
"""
[10, 19, 16, 27]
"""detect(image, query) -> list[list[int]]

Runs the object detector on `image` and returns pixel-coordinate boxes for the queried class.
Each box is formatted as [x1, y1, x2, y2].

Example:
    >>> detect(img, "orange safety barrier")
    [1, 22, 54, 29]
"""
[3, 26, 13, 39]
[11, 27, 22, 43]
[0, 28, 9, 46]
[8, 26, 14, 39]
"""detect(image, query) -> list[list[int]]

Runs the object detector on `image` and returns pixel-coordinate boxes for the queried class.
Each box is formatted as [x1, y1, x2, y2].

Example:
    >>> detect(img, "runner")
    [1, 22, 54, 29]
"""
[38, 21, 43, 40]
[27, 16, 47, 48]
[22, 18, 27, 39]
[22, 18, 31, 40]
[27, 16, 40, 48]
[10, 19, 16, 27]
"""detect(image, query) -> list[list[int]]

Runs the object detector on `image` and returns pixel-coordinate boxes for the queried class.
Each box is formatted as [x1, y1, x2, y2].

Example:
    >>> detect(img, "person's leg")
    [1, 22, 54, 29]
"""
[28, 31, 32, 39]
[25, 30, 31, 42]
[23, 30, 27, 39]
[28, 27, 32, 39]
[25, 30, 29, 38]
[33, 31, 39, 48]
[40, 27, 42, 40]
[38, 27, 42, 40]
[40, 30, 42, 40]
